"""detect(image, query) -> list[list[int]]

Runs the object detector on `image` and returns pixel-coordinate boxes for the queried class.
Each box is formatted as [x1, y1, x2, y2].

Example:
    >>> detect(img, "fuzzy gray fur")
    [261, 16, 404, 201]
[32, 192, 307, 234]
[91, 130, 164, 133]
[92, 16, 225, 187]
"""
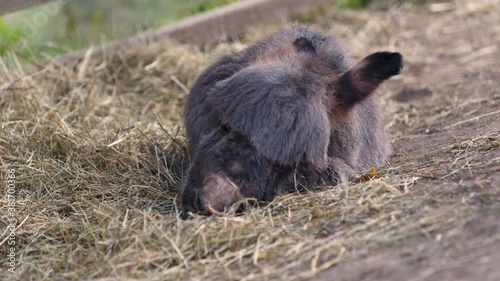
[181, 26, 403, 215]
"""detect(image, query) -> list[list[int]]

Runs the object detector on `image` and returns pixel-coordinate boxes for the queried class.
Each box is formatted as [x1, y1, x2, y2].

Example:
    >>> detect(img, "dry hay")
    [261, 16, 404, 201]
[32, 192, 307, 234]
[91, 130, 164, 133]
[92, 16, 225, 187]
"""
[1, 0, 499, 280]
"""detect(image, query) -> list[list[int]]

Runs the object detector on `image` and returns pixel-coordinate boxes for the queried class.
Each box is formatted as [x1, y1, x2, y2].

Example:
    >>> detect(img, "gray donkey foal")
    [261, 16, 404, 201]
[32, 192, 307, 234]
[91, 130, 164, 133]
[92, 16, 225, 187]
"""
[182, 26, 403, 215]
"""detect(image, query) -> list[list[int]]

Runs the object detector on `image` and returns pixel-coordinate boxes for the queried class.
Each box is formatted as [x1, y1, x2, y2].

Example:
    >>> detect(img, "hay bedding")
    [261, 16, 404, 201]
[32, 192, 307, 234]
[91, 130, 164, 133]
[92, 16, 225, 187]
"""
[0, 0, 499, 280]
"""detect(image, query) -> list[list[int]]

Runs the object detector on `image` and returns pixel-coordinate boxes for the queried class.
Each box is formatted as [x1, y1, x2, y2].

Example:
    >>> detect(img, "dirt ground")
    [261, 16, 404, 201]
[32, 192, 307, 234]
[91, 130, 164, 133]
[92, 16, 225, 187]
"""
[0, 0, 498, 280]
[313, 0, 500, 279]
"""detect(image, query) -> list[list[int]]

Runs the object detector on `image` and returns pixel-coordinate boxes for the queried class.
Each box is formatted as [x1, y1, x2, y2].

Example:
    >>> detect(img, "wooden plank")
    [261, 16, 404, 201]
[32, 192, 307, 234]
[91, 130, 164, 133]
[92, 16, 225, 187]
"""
[0, 0, 59, 15]
[57, 0, 334, 65]
[146, 0, 333, 46]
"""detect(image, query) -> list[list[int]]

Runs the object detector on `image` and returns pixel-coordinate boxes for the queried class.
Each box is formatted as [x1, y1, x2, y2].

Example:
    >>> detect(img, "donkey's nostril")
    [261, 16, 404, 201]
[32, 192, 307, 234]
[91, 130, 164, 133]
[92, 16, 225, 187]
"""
[201, 174, 242, 213]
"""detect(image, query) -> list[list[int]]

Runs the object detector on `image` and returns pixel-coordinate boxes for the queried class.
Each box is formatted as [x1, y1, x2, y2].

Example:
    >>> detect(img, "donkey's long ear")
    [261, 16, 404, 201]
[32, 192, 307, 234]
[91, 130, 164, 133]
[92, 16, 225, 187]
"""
[332, 52, 403, 114]
[207, 64, 330, 168]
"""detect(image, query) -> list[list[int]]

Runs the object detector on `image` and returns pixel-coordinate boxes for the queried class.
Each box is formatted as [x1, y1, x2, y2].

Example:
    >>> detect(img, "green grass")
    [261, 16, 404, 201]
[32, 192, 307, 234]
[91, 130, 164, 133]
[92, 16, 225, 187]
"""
[175, 0, 238, 19]
[0, 18, 23, 55]
[338, 0, 372, 9]
[0, 0, 239, 63]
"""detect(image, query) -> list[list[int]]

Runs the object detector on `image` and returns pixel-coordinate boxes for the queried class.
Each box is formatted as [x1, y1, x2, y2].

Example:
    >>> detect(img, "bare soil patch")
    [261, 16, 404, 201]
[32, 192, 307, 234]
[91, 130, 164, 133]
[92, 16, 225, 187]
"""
[312, 0, 500, 279]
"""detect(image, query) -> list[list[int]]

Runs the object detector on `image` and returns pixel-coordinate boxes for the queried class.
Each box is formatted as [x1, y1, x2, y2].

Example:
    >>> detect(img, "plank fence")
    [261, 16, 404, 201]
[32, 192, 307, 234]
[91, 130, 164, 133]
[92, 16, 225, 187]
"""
[1, 0, 334, 65]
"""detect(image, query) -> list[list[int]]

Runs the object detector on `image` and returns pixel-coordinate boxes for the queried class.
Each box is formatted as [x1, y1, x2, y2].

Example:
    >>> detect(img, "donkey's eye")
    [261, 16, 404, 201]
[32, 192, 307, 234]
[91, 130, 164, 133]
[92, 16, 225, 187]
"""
[227, 160, 244, 176]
